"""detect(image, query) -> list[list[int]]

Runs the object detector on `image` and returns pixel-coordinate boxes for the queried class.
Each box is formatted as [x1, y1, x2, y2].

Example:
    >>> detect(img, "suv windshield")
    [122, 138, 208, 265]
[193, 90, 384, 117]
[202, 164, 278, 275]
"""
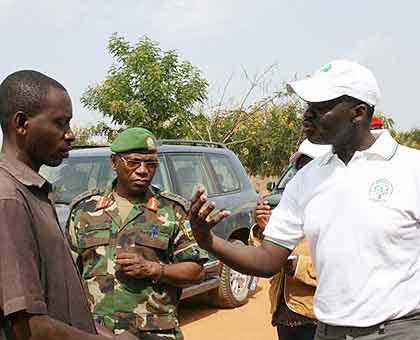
[40, 157, 112, 204]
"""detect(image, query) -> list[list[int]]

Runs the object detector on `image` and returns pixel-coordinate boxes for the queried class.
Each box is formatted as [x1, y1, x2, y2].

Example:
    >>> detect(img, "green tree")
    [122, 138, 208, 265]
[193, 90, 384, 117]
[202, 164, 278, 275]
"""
[185, 91, 304, 176]
[72, 126, 101, 146]
[228, 101, 303, 176]
[81, 34, 208, 139]
[394, 129, 420, 149]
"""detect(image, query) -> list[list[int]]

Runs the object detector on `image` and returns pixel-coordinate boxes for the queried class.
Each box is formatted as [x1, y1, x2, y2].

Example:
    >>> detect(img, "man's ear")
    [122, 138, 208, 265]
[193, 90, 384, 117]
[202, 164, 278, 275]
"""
[110, 155, 117, 171]
[12, 111, 29, 135]
[352, 104, 369, 124]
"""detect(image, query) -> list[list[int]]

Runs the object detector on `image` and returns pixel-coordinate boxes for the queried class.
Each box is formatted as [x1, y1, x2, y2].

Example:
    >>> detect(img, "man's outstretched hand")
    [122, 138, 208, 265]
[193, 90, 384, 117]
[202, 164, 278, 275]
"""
[189, 187, 231, 250]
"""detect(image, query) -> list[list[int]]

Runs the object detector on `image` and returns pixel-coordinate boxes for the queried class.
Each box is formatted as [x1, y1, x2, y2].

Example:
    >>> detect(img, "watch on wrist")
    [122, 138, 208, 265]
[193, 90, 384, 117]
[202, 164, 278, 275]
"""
[152, 263, 165, 283]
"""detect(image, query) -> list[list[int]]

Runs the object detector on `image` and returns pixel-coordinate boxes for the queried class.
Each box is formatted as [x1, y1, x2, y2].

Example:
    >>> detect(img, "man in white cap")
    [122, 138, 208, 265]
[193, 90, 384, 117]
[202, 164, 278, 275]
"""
[190, 60, 420, 339]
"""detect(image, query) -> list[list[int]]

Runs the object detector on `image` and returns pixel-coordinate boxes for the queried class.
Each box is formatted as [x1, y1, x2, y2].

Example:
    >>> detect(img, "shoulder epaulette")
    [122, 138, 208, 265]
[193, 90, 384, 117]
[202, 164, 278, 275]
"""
[159, 191, 191, 212]
[69, 188, 102, 211]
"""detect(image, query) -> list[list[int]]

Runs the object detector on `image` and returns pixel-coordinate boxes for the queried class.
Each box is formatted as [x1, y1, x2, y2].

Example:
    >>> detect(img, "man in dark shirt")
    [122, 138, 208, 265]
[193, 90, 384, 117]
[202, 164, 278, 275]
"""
[0, 70, 135, 340]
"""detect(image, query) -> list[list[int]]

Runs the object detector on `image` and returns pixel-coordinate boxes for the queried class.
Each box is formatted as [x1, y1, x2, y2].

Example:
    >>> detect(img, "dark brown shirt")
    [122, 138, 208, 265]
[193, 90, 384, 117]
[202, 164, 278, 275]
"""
[0, 153, 96, 339]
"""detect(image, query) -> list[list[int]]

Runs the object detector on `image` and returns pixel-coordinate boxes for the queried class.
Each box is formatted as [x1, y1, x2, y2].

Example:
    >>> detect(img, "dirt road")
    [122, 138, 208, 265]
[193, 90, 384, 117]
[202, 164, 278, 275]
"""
[179, 279, 277, 340]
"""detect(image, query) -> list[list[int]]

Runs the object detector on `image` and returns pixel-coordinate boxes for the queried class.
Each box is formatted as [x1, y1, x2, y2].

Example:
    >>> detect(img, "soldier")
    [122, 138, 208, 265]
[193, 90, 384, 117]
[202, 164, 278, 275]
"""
[67, 127, 208, 340]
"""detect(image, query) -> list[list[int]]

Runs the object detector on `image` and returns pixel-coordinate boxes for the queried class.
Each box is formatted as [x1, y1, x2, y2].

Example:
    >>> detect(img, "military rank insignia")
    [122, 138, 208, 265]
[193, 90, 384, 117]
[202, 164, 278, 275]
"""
[96, 196, 109, 210]
[146, 136, 155, 151]
[147, 197, 159, 212]
[148, 225, 158, 239]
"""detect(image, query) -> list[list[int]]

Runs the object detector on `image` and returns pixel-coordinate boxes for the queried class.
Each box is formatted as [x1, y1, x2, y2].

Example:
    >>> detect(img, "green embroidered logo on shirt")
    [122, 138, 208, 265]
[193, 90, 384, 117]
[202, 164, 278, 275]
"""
[369, 178, 393, 201]
[320, 63, 332, 72]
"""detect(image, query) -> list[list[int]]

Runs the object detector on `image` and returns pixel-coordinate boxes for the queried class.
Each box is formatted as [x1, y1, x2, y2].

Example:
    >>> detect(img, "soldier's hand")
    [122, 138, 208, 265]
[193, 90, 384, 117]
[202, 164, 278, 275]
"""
[189, 187, 230, 250]
[115, 252, 162, 280]
[95, 322, 114, 338]
[255, 199, 272, 230]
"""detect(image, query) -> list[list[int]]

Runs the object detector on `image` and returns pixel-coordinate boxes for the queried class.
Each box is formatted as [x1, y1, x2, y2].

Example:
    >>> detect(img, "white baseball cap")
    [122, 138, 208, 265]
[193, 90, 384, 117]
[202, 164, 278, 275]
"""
[287, 60, 380, 106]
[289, 139, 331, 164]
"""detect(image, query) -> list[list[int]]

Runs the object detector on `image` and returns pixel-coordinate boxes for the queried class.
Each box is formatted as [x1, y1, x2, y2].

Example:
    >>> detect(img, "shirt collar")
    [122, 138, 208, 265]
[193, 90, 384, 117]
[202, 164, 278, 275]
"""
[319, 150, 335, 166]
[319, 130, 398, 166]
[362, 130, 398, 160]
[0, 153, 50, 190]
[98, 185, 158, 211]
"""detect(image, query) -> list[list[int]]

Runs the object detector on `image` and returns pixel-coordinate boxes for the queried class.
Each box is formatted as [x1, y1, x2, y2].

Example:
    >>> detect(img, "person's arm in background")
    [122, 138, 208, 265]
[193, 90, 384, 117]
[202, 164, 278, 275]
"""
[249, 199, 272, 247]
[253, 199, 312, 284]
[253, 198, 316, 287]
[292, 255, 316, 287]
[284, 242, 316, 287]
[255, 199, 272, 231]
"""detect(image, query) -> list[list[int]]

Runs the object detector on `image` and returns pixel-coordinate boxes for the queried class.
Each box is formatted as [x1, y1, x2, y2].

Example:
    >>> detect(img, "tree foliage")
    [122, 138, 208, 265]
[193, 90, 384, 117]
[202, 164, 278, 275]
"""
[183, 91, 304, 176]
[80, 41, 420, 177]
[394, 129, 420, 149]
[228, 101, 303, 176]
[72, 127, 101, 146]
[81, 34, 208, 139]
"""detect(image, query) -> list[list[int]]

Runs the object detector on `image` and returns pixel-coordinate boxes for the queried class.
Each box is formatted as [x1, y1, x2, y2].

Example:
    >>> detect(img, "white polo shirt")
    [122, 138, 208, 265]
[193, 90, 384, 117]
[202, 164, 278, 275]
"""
[264, 130, 420, 327]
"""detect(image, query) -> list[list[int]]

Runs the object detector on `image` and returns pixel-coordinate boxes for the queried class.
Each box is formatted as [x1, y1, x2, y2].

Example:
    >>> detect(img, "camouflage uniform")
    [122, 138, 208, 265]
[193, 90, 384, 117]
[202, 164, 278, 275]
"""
[67, 185, 208, 340]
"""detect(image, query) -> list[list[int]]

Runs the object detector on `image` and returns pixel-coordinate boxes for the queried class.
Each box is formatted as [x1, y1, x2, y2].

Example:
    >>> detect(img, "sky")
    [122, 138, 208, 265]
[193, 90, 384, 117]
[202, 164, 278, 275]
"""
[1, 0, 419, 131]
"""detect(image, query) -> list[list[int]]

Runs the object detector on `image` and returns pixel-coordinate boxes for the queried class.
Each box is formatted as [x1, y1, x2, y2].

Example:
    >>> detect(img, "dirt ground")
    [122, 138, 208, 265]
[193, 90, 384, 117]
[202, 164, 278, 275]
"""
[179, 279, 277, 340]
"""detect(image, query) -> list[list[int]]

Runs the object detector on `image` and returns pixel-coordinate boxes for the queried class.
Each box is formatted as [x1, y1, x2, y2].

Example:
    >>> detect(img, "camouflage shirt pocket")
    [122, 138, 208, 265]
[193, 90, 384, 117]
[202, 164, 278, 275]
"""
[78, 225, 110, 278]
[133, 230, 170, 262]
[79, 225, 110, 249]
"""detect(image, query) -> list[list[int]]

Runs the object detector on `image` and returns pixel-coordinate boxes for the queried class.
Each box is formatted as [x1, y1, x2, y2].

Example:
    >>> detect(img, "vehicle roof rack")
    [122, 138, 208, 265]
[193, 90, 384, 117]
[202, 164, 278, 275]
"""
[71, 140, 227, 150]
[158, 139, 226, 149]
[72, 145, 109, 149]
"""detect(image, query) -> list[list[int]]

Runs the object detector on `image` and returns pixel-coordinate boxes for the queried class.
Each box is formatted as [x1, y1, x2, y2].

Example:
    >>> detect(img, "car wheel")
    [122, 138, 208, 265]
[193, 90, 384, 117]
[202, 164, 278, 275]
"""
[209, 239, 257, 308]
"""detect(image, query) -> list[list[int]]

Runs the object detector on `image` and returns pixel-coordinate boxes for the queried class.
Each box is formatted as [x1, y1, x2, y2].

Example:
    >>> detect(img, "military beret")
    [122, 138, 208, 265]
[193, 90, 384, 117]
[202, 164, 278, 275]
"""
[111, 127, 157, 154]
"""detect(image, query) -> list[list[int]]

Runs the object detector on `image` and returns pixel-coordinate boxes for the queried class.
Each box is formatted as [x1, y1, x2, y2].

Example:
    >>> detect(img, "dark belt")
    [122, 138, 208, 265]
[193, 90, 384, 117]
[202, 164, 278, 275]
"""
[317, 311, 420, 339]
[317, 321, 385, 338]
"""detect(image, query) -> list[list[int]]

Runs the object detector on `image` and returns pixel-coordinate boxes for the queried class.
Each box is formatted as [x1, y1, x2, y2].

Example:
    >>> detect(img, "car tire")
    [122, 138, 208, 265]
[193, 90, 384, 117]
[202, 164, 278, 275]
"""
[209, 239, 257, 308]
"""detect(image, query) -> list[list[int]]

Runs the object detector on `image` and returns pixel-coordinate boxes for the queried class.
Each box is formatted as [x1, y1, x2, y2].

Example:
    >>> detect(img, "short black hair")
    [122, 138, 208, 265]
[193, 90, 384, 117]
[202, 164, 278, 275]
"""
[0, 70, 66, 132]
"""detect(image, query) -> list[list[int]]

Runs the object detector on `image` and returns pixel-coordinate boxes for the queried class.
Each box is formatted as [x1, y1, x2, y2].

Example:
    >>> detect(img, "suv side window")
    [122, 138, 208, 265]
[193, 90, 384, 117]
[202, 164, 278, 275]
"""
[167, 153, 216, 199]
[207, 154, 240, 193]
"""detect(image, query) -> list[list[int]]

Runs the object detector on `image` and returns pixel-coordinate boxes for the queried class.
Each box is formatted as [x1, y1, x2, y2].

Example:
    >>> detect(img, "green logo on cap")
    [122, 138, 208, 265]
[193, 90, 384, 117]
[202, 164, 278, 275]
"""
[320, 63, 332, 72]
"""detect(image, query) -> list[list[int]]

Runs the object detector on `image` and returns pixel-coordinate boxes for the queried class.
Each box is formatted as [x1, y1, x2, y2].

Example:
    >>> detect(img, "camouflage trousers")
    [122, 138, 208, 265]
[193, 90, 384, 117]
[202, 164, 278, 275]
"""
[134, 327, 184, 340]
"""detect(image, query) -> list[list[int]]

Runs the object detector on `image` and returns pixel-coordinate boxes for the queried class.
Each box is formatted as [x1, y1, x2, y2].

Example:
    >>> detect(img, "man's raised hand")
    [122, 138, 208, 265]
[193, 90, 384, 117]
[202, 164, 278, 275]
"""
[189, 187, 230, 250]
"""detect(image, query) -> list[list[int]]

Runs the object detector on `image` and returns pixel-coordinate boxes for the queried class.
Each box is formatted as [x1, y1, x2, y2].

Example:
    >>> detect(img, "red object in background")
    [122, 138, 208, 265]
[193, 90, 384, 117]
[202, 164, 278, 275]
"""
[370, 116, 384, 129]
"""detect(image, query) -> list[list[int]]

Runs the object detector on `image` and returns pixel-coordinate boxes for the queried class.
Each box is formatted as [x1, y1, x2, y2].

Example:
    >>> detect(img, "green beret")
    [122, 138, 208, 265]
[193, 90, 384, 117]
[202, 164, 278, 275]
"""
[111, 128, 157, 154]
